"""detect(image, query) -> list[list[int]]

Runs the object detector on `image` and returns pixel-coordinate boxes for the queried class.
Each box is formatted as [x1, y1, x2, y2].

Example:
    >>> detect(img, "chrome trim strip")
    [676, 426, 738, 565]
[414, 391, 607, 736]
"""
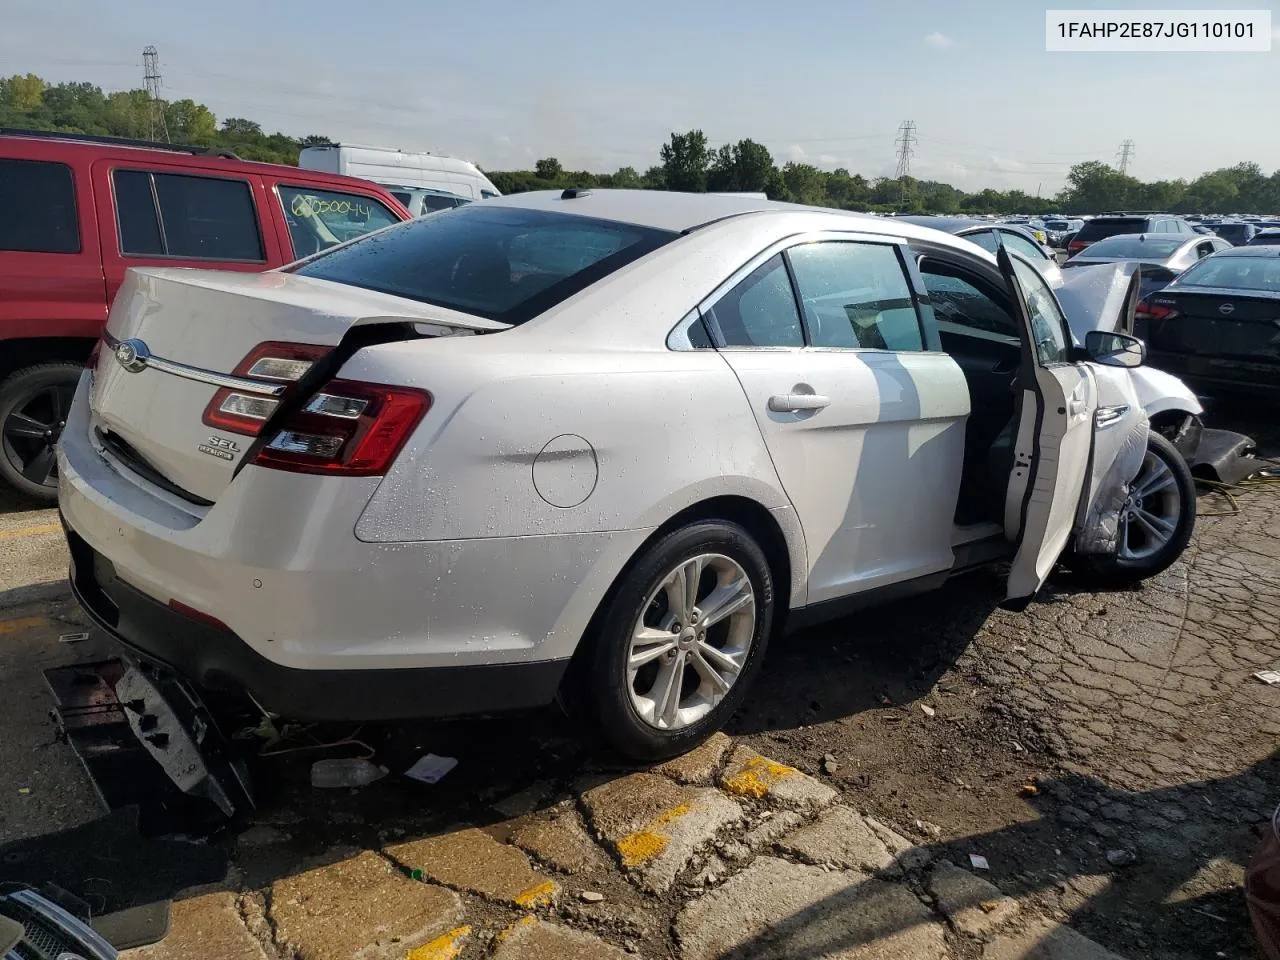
[103, 333, 286, 397]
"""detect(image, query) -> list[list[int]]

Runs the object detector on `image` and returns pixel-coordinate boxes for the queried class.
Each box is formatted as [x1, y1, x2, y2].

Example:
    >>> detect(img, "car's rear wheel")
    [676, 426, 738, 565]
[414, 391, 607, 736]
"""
[583, 521, 774, 761]
[0, 363, 82, 503]
[1079, 431, 1196, 585]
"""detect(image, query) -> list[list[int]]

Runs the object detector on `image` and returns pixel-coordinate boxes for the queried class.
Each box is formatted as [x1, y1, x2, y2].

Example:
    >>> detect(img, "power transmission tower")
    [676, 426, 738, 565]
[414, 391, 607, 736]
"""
[143, 46, 169, 142]
[1116, 139, 1135, 175]
[894, 120, 916, 179]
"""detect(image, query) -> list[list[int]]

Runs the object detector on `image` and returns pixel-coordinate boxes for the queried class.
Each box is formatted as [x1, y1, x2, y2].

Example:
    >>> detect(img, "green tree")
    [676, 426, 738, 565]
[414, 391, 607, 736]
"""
[3, 73, 46, 111]
[659, 130, 710, 192]
[707, 138, 775, 193]
[1057, 161, 1140, 213]
[535, 157, 562, 179]
[824, 169, 869, 210]
[778, 162, 826, 205]
[165, 99, 217, 143]
[221, 117, 262, 136]
[607, 166, 642, 188]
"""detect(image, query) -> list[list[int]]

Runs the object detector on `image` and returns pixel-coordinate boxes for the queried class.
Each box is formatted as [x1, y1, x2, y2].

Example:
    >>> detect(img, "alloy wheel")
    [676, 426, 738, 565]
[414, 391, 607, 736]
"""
[1, 383, 74, 489]
[627, 553, 756, 731]
[1117, 449, 1182, 562]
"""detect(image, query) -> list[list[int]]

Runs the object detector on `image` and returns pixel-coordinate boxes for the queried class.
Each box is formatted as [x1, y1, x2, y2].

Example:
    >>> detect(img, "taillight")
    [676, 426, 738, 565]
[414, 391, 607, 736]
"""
[251, 379, 430, 477]
[1135, 298, 1178, 320]
[202, 341, 332, 435]
[168, 598, 231, 633]
[1067, 240, 1087, 253]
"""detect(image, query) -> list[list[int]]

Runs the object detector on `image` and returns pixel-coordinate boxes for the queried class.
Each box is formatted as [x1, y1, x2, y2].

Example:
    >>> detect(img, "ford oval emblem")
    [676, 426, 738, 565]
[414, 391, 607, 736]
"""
[1218, 302, 1235, 316]
[114, 338, 150, 373]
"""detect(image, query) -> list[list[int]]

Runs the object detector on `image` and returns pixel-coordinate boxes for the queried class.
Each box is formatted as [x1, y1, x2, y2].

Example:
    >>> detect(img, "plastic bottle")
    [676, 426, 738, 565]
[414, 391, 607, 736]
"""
[310, 758, 388, 788]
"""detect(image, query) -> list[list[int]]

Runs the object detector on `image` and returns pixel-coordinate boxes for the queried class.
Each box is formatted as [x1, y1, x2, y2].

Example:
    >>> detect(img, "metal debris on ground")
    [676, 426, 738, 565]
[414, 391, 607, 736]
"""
[969, 854, 990, 870]
[58, 632, 90, 644]
[404, 753, 458, 784]
[1254, 670, 1280, 686]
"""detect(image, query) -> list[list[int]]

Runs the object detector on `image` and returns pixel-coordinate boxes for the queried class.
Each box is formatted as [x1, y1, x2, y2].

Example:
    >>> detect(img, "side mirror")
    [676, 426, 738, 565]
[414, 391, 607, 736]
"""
[1085, 330, 1145, 368]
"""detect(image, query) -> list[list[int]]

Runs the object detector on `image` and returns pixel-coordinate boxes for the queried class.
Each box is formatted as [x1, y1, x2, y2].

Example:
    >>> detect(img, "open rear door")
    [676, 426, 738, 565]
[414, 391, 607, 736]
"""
[997, 247, 1099, 608]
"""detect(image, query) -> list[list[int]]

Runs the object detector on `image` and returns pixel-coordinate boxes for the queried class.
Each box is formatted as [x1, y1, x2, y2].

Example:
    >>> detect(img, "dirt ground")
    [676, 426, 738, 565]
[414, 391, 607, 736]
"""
[1, 400, 1276, 960]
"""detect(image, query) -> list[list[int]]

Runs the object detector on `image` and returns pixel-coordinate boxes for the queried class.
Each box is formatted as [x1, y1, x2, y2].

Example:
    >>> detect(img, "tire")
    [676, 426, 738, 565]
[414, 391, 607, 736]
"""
[1079, 431, 1196, 586]
[581, 520, 775, 761]
[0, 362, 82, 504]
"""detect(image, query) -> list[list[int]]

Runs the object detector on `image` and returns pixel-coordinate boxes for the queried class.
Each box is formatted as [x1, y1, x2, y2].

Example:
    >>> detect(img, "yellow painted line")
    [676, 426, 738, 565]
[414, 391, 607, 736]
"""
[513, 879, 558, 908]
[0, 616, 49, 635]
[406, 926, 470, 960]
[722, 755, 797, 800]
[0, 522, 61, 542]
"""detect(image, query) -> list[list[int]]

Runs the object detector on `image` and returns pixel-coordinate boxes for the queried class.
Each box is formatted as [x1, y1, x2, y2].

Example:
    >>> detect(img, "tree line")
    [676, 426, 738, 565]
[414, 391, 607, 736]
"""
[4, 75, 1279, 215]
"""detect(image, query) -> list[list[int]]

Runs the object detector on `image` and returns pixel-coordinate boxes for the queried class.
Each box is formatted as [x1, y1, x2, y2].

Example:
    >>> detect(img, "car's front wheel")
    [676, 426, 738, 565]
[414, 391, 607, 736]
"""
[1080, 431, 1197, 585]
[0, 363, 82, 504]
[583, 521, 774, 761]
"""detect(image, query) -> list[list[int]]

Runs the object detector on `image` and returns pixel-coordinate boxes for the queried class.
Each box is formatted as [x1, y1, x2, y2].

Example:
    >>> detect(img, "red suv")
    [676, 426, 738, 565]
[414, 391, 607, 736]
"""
[0, 129, 411, 502]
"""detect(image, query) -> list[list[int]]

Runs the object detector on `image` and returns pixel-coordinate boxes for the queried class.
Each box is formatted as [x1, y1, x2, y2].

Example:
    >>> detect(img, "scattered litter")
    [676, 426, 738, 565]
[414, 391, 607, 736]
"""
[410, 869, 425, 882]
[1012, 645, 1027, 653]
[1254, 671, 1280, 686]
[1020, 783, 1040, 797]
[58, 632, 90, 644]
[919, 704, 936, 718]
[404, 753, 458, 785]
[883, 715, 903, 723]
[310, 757, 387, 789]
[580, 891, 605, 903]
[1192, 906, 1227, 923]
[17, 787, 30, 795]
[969, 854, 990, 871]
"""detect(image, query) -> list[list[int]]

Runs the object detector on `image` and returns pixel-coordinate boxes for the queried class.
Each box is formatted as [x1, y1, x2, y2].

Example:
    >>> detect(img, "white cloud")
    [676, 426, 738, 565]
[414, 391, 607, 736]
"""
[923, 31, 954, 48]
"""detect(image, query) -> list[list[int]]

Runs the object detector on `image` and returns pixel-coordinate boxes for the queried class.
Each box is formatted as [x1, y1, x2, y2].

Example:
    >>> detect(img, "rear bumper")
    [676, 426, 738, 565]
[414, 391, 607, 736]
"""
[64, 523, 567, 721]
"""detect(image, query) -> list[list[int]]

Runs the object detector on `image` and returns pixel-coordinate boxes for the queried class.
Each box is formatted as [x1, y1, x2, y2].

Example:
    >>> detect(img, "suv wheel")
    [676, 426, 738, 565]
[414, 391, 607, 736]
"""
[583, 521, 774, 761]
[0, 363, 82, 503]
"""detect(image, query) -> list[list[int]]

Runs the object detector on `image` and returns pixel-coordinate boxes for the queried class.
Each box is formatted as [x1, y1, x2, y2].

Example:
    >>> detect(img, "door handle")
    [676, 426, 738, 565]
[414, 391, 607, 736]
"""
[768, 393, 830, 413]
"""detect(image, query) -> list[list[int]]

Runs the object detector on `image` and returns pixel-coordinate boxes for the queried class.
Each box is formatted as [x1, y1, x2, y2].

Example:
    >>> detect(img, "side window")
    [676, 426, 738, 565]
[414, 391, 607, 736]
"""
[113, 169, 263, 260]
[919, 266, 1017, 338]
[278, 185, 401, 258]
[480, 190, 499, 199]
[704, 254, 804, 348]
[787, 241, 923, 351]
[0, 159, 80, 253]
[1011, 257, 1071, 365]
[420, 194, 461, 214]
[1195, 241, 1216, 259]
[963, 230, 999, 254]
[1002, 232, 1045, 261]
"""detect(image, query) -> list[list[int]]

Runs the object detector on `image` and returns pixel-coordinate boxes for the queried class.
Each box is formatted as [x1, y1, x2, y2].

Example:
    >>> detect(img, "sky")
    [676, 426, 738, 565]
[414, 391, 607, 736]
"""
[3, 0, 1280, 193]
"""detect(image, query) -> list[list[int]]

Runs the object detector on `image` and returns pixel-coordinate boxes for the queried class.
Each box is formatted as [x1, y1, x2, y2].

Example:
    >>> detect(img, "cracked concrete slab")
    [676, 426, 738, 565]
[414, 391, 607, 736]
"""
[491, 916, 629, 959]
[512, 810, 613, 875]
[984, 918, 1129, 960]
[927, 859, 1019, 937]
[719, 745, 837, 811]
[656, 732, 733, 785]
[122, 892, 266, 960]
[581, 772, 744, 893]
[776, 805, 896, 873]
[386, 827, 559, 907]
[268, 850, 463, 960]
[675, 856, 947, 960]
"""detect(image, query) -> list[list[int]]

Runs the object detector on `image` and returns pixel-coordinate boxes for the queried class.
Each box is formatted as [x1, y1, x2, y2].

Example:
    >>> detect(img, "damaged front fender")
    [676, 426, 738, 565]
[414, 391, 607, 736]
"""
[1075, 417, 1150, 556]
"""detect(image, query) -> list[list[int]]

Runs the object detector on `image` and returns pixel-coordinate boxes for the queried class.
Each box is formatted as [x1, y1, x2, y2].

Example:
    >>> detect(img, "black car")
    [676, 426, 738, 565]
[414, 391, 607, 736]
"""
[1245, 229, 1280, 246]
[1066, 214, 1198, 257]
[1135, 246, 1280, 398]
[1212, 222, 1258, 246]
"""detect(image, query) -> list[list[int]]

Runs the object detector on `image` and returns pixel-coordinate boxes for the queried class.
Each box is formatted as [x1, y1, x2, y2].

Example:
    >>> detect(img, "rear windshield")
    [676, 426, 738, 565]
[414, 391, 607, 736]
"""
[1247, 232, 1280, 245]
[1044, 220, 1070, 230]
[1213, 224, 1251, 240]
[291, 205, 676, 325]
[1075, 219, 1145, 243]
[1075, 235, 1184, 259]
[1176, 255, 1280, 291]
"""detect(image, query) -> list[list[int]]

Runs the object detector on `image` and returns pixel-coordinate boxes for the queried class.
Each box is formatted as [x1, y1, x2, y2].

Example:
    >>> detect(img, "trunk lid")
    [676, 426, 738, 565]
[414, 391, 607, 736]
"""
[90, 267, 505, 503]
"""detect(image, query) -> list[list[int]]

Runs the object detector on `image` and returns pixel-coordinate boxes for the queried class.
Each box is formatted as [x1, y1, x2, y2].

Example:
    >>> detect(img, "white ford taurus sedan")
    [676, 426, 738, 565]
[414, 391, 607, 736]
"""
[58, 190, 1195, 760]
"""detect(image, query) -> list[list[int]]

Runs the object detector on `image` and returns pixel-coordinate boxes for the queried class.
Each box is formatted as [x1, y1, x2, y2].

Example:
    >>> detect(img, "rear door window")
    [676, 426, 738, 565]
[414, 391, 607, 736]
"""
[277, 185, 401, 258]
[112, 169, 264, 261]
[0, 158, 80, 253]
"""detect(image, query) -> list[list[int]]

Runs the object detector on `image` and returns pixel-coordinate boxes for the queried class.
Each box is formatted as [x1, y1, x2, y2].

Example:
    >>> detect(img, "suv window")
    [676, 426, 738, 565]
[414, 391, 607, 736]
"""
[113, 169, 264, 260]
[787, 241, 923, 351]
[1074, 218, 1145, 244]
[278, 185, 400, 258]
[705, 254, 804, 348]
[0, 159, 79, 253]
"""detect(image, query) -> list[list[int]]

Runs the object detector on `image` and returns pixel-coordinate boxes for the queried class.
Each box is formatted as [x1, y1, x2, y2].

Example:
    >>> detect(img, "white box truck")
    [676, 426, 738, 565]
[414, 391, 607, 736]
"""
[297, 143, 502, 211]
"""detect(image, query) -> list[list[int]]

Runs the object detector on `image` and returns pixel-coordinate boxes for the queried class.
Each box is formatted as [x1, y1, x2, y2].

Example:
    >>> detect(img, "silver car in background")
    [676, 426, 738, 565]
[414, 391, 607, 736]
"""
[1063, 232, 1232, 302]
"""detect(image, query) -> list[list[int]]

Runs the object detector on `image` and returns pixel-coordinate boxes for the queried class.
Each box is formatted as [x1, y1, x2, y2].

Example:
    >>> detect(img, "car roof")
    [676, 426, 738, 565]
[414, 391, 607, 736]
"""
[0, 130, 393, 191]
[1205, 244, 1280, 256]
[484, 189, 816, 232]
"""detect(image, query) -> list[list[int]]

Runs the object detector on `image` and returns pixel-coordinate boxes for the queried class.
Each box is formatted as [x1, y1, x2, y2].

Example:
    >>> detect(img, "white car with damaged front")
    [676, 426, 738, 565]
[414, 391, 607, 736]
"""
[57, 191, 1196, 761]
